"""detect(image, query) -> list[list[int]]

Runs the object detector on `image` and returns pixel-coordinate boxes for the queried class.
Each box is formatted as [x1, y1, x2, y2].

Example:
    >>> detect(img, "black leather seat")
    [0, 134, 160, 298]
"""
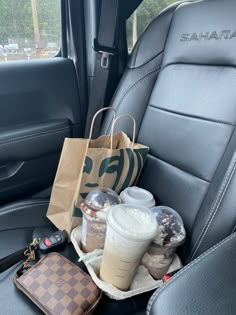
[1, 0, 236, 313]
[102, 0, 236, 264]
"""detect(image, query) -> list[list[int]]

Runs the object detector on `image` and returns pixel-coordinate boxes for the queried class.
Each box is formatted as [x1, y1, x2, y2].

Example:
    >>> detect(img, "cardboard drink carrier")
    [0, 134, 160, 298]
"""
[71, 226, 182, 300]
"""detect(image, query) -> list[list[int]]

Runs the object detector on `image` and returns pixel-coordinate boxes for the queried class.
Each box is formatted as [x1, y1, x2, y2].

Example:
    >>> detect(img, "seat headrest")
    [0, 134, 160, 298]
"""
[163, 0, 236, 67]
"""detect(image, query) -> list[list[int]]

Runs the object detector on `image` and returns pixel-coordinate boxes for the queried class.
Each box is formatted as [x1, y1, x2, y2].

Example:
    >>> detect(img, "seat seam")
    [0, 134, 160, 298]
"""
[146, 232, 236, 315]
[132, 32, 142, 67]
[162, 61, 236, 71]
[0, 199, 49, 209]
[191, 160, 236, 259]
[0, 200, 49, 209]
[189, 125, 236, 257]
[104, 65, 161, 135]
[0, 201, 49, 215]
[190, 152, 236, 257]
[149, 104, 235, 127]
[0, 198, 49, 211]
[0, 126, 70, 146]
[190, 155, 236, 260]
[128, 50, 164, 70]
[231, 222, 236, 234]
[147, 153, 210, 183]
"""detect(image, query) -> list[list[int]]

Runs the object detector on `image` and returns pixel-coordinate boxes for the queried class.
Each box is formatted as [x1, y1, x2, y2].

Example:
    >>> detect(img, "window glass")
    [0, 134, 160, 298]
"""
[0, 0, 61, 62]
[127, 0, 177, 52]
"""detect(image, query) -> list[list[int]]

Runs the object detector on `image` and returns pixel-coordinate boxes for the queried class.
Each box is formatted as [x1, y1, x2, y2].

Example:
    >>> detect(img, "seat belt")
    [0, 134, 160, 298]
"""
[0, 248, 27, 273]
[0, 239, 39, 273]
[84, 0, 120, 138]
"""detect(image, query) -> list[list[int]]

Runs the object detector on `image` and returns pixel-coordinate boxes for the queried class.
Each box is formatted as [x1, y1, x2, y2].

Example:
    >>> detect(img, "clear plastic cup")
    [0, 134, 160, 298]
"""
[120, 186, 155, 208]
[99, 204, 158, 291]
[81, 213, 107, 253]
[142, 206, 186, 279]
[80, 188, 121, 253]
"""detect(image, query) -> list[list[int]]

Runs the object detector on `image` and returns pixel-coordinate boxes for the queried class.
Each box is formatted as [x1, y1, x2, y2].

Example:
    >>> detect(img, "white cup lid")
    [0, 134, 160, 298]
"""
[120, 187, 155, 208]
[107, 204, 158, 241]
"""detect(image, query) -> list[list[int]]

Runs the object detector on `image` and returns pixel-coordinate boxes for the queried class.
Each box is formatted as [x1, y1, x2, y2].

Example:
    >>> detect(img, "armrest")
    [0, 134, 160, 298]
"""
[147, 233, 236, 315]
[0, 199, 50, 231]
[0, 119, 71, 163]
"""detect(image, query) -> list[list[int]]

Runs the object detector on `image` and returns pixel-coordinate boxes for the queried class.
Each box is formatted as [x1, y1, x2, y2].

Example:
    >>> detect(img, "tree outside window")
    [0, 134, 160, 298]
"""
[0, 0, 60, 62]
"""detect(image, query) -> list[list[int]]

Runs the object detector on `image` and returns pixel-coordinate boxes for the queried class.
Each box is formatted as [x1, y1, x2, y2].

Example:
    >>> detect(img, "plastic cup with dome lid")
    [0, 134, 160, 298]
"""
[142, 206, 186, 279]
[80, 187, 121, 252]
[100, 204, 158, 291]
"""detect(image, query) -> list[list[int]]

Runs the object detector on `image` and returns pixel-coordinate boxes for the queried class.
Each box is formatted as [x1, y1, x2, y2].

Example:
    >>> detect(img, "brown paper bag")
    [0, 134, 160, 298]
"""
[47, 109, 149, 235]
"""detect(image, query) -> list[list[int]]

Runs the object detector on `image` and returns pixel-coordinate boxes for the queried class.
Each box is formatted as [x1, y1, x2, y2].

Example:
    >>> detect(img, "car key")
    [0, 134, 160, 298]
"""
[38, 230, 67, 254]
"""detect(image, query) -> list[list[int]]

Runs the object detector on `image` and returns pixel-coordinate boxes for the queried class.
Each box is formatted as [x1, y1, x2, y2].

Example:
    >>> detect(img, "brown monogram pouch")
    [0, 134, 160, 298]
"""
[14, 252, 102, 315]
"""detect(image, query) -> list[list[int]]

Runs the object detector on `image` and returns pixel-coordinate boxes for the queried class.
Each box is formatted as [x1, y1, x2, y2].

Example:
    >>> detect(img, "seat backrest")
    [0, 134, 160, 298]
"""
[101, 0, 236, 263]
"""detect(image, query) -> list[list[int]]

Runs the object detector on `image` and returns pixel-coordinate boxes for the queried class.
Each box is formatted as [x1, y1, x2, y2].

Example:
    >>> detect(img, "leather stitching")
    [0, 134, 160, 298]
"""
[0, 201, 49, 215]
[231, 222, 236, 234]
[147, 153, 210, 183]
[0, 199, 49, 209]
[132, 34, 142, 67]
[0, 126, 70, 146]
[162, 61, 236, 72]
[149, 104, 235, 127]
[128, 50, 164, 70]
[104, 65, 161, 135]
[190, 155, 236, 260]
[146, 232, 236, 315]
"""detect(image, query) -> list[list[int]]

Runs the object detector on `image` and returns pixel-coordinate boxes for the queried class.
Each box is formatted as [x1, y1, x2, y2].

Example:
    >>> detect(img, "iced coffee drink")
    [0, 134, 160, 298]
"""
[142, 206, 186, 279]
[99, 204, 158, 291]
[80, 188, 121, 252]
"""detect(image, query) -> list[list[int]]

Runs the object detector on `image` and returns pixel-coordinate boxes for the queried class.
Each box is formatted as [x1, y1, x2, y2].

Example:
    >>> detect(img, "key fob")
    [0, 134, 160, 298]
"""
[38, 230, 67, 254]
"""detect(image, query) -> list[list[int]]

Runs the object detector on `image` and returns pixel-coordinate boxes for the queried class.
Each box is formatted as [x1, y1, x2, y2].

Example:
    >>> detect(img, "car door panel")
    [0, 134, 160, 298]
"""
[0, 57, 82, 204]
[0, 154, 59, 203]
[0, 119, 71, 162]
[0, 58, 81, 126]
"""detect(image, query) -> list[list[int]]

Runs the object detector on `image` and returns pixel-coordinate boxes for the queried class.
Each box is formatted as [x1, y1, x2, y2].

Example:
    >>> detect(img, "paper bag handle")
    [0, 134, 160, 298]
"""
[89, 107, 116, 140]
[110, 114, 136, 150]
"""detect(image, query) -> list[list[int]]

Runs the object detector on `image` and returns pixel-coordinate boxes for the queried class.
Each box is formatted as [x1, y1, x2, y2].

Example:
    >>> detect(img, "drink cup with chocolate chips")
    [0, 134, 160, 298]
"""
[80, 187, 121, 253]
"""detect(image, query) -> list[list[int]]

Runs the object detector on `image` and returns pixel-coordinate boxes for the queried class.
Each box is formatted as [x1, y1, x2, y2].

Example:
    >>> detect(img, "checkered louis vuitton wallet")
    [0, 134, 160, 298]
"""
[14, 252, 102, 315]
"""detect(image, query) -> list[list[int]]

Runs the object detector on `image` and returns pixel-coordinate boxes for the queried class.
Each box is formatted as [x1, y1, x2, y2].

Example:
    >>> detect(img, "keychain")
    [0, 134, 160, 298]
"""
[0, 230, 67, 274]
[16, 238, 40, 277]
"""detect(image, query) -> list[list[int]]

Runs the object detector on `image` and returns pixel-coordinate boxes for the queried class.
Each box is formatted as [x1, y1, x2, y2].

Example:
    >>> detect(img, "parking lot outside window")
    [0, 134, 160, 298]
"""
[0, 0, 61, 62]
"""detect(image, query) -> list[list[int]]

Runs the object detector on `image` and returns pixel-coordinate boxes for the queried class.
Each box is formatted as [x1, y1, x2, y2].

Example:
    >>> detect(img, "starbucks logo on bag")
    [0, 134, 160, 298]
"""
[80, 147, 148, 199]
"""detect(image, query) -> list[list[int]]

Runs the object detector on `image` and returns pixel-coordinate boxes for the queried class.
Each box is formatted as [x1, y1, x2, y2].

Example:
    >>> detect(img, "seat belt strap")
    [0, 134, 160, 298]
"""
[0, 248, 27, 273]
[0, 238, 39, 273]
[84, 0, 119, 138]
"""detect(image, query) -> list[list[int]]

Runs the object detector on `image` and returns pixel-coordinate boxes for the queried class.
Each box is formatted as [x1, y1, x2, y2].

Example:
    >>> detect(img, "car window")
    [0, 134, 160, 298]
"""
[127, 0, 177, 52]
[0, 0, 61, 62]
